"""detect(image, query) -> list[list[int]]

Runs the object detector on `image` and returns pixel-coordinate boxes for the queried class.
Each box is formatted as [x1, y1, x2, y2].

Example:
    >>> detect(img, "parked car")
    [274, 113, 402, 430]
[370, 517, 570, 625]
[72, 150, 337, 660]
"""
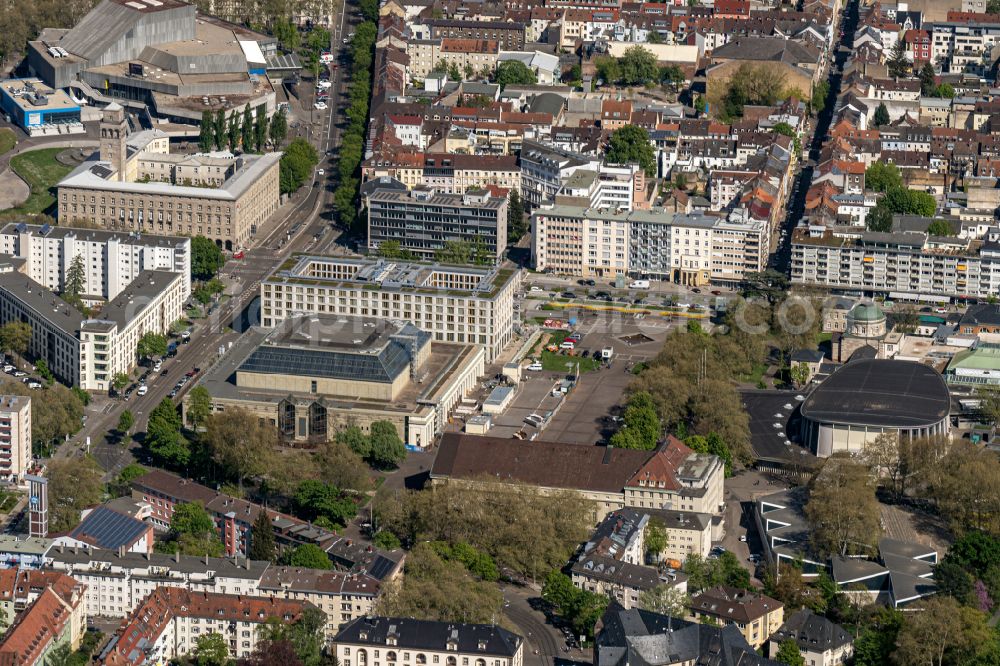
[26, 381, 41, 390]
[527, 362, 543, 371]
[12, 371, 26, 377]
[137, 385, 148, 396]
[153, 360, 162, 372]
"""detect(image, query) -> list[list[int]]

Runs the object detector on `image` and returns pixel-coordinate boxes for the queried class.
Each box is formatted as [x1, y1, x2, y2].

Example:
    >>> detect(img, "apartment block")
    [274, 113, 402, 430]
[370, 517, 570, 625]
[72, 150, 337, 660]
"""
[260, 256, 519, 362]
[791, 226, 1000, 300]
[0, 269, 185, 391]
[0, 571, 87, 664]
[366, 187, 508, 261]
[0, 223, 191, 302]
[0, 396, 31, 485]
[98, 588, 311, 664]
[362, 153, 521, 194]
[531, 205, 766, 285]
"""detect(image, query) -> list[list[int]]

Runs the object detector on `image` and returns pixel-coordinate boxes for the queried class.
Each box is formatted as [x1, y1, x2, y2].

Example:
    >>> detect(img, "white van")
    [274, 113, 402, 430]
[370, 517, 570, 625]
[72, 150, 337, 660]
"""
[527, 362, 544, 371]
[153, 360, 162, 372]
[559, 340, 575, 349]
[137, 385, 148, 397]
[630, 279, 650, 289]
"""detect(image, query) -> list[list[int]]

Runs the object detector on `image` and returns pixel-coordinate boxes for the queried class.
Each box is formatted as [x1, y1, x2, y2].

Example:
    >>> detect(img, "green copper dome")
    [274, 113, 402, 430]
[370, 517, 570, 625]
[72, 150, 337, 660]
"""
[850, 301, 885, 323]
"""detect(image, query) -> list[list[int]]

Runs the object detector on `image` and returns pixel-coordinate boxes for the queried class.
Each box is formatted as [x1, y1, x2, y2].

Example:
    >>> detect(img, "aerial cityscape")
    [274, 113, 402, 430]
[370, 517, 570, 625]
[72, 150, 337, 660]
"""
[0, 0, 995, 662]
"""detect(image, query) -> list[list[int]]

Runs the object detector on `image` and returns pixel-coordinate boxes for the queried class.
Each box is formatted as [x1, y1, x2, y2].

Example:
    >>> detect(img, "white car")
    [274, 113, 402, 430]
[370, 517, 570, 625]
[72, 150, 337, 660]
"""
[314, 102, 327, 110]
[180, 330, 191, 340]
[1, 365, 12, 373]
[137, 385, 148, 396]
[559, 340, 575, 349]
[12, 371, 26, 377]
[343, 37, 349, 43]
[317, 169, 325, 176]
[26, 381, 41, 390]
[316, 80, 332, 89]
[529, 286, 543, 292]
[526, 362, 543, 371]
[153, 360, 162, 372]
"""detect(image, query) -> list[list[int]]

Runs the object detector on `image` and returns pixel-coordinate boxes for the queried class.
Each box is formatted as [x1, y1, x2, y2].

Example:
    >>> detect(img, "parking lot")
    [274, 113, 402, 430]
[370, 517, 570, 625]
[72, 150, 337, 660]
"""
[476, 312, 675, 443]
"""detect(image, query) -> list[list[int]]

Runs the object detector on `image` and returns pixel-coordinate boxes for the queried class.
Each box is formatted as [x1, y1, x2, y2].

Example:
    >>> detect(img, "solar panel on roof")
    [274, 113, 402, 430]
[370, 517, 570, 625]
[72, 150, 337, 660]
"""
[238, 343, 411, 383]
[367, 554, 396, 580]
[14, 223, 26, 233]
[39, 224, 51, 236]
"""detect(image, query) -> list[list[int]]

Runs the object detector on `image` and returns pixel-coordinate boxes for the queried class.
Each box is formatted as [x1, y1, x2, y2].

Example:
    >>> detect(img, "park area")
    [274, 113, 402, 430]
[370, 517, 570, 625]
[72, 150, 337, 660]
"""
[0, 129, 16, 155]
[8, 148, 75, 215]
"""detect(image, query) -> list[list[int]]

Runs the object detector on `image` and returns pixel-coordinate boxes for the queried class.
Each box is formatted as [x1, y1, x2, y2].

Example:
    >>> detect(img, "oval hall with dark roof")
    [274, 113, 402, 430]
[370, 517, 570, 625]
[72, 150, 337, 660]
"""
[799, 359, 950, 457]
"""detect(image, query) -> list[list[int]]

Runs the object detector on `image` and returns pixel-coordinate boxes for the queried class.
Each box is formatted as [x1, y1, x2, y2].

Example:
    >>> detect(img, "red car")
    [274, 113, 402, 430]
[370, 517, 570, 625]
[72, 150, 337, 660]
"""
[233, 250, 245, 259]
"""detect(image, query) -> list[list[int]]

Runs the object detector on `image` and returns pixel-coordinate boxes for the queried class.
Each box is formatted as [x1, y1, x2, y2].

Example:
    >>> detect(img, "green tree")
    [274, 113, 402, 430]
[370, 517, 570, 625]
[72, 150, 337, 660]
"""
[0, 321, 31, 363]
[367, 421, 406, 469]
[494, 60, 536, 90]
[719, 63, 786, 119]
[253, 105, 268, 152]
[619, 45, 658, 86]
[772, 122, 796, 137]
[111, 372, 129, 393]
[241, 104, 254, 150]
[928, 219, 955, 236]
[373, 530, 401, 550]
[659, 64, 685, 90]
[191, 235, 225, 280]
[35, 358, 52, 383]
[447, 62, 461, 81]
[507, 189, 526, 242]
[867, 204, 893, 232]
[805, 457, 880, 558]
[790, 362, 810, 388]
[853, 607, 903, 666]
[336, 425, 370, 458]
[146, 398, 189, 468]
[883, 186, 937, 216]
[159, 501, 223, 557]
[269, 108, 288, 145]
[606, 125, 656, 176]
[199, 110, 214, 153]
[108, 463, 146, 498]
[213, 108, 226, 151]
[203, 406, 276, 491]
[48, 456, 105, 532]
[645, 519, 668, 560]
[64, 253, 86, 300]
[136, 332, 168, 361]
[192, 633, 230, 666]
[249, 510, 277, 562]
[279, 138, 319, 194]
[594, 56, 621, 85]
[227, 112, 240, 152]
[811, 79, 829, 115]
[887, 40, 910, 78]
[935, 83, 956, 99]
[865, 162, 903, 193]
[434, 240, 473, 264]
[637, 584, 689, 616]
[293, 480, 356, 527]
[186, 385, 212, 428]
[273, 16, 300, 50]
[610, 390, 661, 450]
[541, 570, 608, 638]
[920, 62, 937, 96]
[287, 544, 331, 569]
[775, 639, 805, 666]
[873, 102, 890, 127]
[117, 410, 134, 436]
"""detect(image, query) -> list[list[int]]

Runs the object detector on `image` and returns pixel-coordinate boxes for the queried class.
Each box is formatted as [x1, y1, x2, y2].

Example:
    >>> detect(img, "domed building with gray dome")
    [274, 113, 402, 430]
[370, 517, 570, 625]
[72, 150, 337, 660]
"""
[834, 300, 904, 362]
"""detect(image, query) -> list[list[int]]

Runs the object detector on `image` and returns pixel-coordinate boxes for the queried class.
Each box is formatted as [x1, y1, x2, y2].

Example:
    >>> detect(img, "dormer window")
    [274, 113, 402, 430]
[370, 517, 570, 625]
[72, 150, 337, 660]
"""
[447, 640, 458, 652]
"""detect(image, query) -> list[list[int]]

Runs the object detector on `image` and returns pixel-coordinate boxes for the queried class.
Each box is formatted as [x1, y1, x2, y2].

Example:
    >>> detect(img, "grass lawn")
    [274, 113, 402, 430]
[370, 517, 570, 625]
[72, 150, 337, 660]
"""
[0, 128, 16, 155]
[9, 148, 75, 215]
[816, 332, 832, 344]
[739, 363, 768, 384]
[536, 330, 602, 372]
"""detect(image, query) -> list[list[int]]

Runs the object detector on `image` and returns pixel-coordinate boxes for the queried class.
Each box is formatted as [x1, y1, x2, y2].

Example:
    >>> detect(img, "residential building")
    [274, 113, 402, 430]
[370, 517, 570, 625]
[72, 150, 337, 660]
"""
[431, 434, 725, 524]
[645, 508, 714, 562]
[189, 315, 484, 448]
[571, 556, 687, 609]
[0, 269, 185, 391]
[767, 610, 853, 666]
[0, 570, 85, 633]
[419, 19, 526, 50]
[58, 105, 281, 251]
[791, 226, 1000, 300]
[0, 536, 53, 569]
[0, 396, 31, 485]
[53, 505, 154, 554]
[0, 223, 191, 302]
[366, 187, 508, 261]
[362, 153, 521, 195]
[595, 605, 781, 666]
[519, 140, 599, 209]
[259, 256, 519, 363]
[689, 586, 784, 650]
[332, 617, 524, 666]
[98, 588, 312, 664]
[259, 567, 381, 638]
[0, 573, 87, 665]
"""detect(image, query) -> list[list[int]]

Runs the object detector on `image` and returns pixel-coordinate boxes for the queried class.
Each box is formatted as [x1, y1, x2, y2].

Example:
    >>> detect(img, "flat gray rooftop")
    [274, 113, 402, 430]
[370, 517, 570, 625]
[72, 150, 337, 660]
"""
[0, 222, 187, 250]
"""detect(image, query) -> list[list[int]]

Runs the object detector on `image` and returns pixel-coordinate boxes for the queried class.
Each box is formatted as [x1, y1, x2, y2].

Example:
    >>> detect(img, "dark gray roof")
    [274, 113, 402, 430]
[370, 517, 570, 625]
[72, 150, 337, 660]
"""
[595, 605, 779, 666]
[334, 617, 522, 656]
[960, 303, 1000, 329]
[527, 92, 566, 116]
[770, 609, 853, 653]
[711, 36, 820, 65]
[831, 556, 887, 584]
[800, 359, 950, 428]
[68, 506, 148, 550]
[791, 349, 825, 364]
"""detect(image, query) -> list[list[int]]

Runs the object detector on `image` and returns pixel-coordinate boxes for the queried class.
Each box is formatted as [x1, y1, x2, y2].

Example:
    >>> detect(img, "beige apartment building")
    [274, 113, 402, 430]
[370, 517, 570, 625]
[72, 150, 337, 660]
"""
[362, 153, 521, 194]
[57, 104, 280, 251]
[406, 38, 500, 78]
[260, 256, 519, 362]
[0, 396, 31, 485]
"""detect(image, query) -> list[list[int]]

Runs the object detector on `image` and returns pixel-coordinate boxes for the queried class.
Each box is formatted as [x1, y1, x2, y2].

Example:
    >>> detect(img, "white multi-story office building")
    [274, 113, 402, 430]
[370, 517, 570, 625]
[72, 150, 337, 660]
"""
[0, 223, 191, 302]
[0, 396, 30, 485]
[260, 257, 520, 362]
[532, 205, 767, 285]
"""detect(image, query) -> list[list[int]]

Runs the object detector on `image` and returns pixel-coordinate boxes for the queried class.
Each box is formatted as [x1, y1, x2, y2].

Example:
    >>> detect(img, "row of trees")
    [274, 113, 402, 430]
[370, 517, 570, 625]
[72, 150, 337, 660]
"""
[334, 423, 406, 470]
[593, 46, 685, 89]
[198, 106, 287, 155]
[279, 137, 320, 195]
[332, 20, 378, 231]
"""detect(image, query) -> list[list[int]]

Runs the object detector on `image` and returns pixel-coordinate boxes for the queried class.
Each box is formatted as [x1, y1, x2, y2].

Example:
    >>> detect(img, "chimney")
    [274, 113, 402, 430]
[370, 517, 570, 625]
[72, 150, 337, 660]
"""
[175, 550, 180, 563]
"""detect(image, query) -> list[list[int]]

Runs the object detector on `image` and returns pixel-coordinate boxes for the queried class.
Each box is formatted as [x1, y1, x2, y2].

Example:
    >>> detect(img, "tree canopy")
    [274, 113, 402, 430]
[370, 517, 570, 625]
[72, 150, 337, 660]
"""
[493, 60, 536, 89]
[158, 501, 223, 557]
[279, 138, 319, 195]
[48, 456, 104, 533]
[191, 236, 225, 280]
[805, 456, 880, 558]
[606, 125, 657, 176]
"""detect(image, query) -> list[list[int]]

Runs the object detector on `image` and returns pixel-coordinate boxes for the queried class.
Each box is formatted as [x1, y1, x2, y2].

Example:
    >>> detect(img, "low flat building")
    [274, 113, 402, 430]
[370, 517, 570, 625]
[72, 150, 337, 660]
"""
[366, 187, 508, 262]
[767, 609, 853, 666]
[98, 588, 311, 664]
[0, 269, 185, 391]
[0, 78, 83, 136]
[0, 396, 31, 485]
[690, 586, 784, 650]
[260, 256, 519, 363]
[0, 223, 191, 302]
[332, 617, 524, 666]
[58, 105, 280, 251]
[189, 314, 483, 448]
[431, 433, 725, 523]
